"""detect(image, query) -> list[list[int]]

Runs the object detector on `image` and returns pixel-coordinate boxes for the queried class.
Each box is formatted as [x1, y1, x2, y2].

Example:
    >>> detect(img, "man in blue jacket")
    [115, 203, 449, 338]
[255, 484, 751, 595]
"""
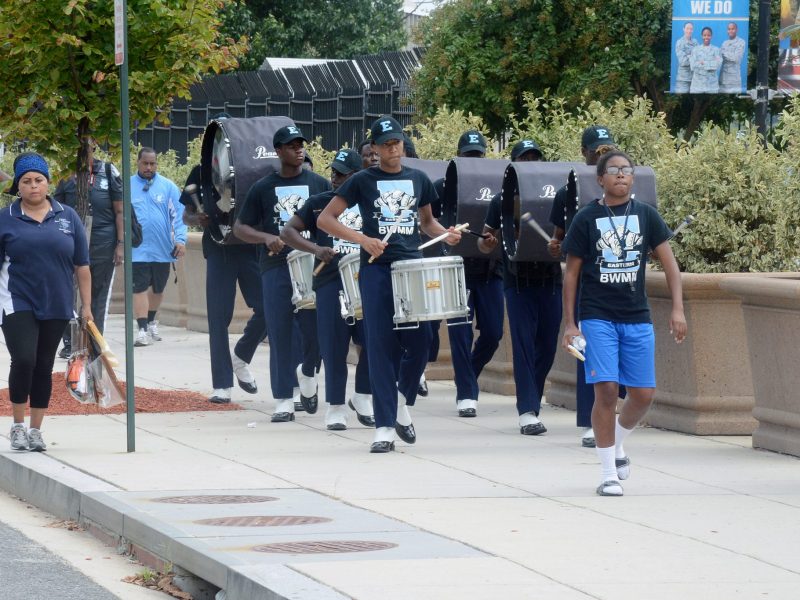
[130, 147, 187, 346]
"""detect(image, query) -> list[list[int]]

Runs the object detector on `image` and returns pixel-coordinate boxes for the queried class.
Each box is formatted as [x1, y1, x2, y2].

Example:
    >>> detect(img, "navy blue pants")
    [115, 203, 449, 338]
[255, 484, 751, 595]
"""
[315, 279, 370, 405]
[206, 243, 267, 390]
[261, 263, 319, 399]
[447, 276, 504, 401]
[505, 282, 562, 416]
[360, 263, 431, 428]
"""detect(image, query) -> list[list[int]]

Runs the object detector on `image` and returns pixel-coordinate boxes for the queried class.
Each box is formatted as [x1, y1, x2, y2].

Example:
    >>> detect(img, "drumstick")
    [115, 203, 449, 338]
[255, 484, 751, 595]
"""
[566, 344, 586, 362]
[463, 229, 490, 240]
[313, 261, 326, 276]
[368, 223, 399, 264]
[417, 223, 469, 250]
[520, 212, 552, 244]
[183, 183, 203, 213]
[671, 214, 695, 239]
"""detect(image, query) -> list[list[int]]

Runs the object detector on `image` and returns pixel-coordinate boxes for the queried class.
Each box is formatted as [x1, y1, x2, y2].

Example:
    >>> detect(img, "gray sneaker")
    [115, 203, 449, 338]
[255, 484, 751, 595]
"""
[27, 428, 46, 452]
[10, 424, 28, 451]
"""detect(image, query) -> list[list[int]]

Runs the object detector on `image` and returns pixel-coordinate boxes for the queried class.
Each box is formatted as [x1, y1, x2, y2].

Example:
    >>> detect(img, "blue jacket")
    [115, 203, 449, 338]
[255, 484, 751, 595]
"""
[130, 172, 186, 262]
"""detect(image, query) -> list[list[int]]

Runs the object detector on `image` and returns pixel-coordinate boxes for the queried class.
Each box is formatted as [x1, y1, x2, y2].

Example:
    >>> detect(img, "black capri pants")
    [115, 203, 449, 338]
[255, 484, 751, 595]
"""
[1, 312, 68, 409]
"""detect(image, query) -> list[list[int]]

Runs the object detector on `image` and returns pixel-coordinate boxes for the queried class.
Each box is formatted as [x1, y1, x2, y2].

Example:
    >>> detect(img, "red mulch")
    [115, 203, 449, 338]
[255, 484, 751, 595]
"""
[0, 373, 241, 416]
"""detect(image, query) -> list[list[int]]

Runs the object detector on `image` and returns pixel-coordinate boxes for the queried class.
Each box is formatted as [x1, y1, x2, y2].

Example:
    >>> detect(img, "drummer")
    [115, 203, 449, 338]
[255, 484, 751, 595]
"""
[280, 149, 375, 430]
[478, 139, 562, 435]
[318, 116, 462, 453]
[431, 130, 504, 417]
[234, 125, 331, 423]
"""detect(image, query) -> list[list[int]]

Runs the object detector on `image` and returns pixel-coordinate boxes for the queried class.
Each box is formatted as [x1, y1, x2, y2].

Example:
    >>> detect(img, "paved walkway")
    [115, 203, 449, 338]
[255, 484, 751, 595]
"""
[1, 315, 799, 600]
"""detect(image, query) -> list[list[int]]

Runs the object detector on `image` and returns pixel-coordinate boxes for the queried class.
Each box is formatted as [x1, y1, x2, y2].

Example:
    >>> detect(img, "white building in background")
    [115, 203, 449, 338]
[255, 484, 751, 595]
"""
[402, 0, 443, 48]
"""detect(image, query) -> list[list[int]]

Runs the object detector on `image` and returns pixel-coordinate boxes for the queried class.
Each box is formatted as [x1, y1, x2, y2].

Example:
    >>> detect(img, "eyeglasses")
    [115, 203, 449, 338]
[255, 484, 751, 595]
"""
[605, 166, 634, 176]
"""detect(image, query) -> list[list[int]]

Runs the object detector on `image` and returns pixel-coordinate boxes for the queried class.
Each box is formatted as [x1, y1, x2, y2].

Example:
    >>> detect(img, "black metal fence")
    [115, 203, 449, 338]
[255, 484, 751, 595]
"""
[134, 49, 424, 162]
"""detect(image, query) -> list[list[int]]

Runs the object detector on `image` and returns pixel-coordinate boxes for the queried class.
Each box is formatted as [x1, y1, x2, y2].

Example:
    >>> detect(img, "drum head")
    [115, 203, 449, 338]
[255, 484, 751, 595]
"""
[200, 116, 294, 244]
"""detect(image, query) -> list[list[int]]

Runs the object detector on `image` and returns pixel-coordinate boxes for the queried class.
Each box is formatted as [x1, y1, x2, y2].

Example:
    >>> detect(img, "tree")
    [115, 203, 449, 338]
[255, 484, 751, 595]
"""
[221, 0, 406, 68]
[412, 0, 784, 137]
[0, 0, 244, 218]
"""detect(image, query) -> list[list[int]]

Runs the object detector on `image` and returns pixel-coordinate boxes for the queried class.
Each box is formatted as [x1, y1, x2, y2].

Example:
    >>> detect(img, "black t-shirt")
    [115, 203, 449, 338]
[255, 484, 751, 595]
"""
[562, 199, 672, 323]
[486, 192, 561, 289]
[549, 183, 575, 232]
[295, 190, 364, 290]
[237, 169, 331, 272]
[54, 159, 122, 251]
[335, 165, 435, 265]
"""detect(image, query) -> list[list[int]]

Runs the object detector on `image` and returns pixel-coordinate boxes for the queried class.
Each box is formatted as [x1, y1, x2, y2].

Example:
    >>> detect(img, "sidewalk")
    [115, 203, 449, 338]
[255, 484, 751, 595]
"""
[1, 315, 799, 600]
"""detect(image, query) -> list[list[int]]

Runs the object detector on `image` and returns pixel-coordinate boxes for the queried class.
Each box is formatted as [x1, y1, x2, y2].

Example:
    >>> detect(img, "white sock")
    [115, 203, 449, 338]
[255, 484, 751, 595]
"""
[325, 404, 348, 426]
[519, 412, 540, 427]
[615, 417, 635, 459]
[596, 445, 619, 483]
[350, 393, 373, 416]
[582, 427, 594, 439]
[210, 388, 231, 399]
[297, 365, 317, 397]
[419, 373, 426, 385]
[28, 427, 40, 433]
[374, 426, 395, 443]
[396, 393, 412, 426]
[275, 398, 294, 413]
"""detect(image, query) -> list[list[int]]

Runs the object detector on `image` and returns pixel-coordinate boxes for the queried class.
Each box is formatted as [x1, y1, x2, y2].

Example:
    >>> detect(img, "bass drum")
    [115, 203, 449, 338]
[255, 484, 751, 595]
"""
[200, 116, 294, 244]
[500, 161, 581, 263]
[571, 163, 657, 211]
[440, 157, 509, 259]
[401, 157, 448, 258]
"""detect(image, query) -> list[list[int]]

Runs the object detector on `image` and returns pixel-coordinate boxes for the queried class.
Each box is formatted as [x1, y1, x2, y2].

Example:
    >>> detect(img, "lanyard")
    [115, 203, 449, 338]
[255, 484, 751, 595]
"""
[601, 197, 632, 254]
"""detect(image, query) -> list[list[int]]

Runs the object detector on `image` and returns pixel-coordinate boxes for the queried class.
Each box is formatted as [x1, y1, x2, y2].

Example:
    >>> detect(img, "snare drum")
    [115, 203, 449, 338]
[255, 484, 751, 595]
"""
[287, 250, 315, 311]
[337, 252, 362, 323]
[390, 257, 470, 328]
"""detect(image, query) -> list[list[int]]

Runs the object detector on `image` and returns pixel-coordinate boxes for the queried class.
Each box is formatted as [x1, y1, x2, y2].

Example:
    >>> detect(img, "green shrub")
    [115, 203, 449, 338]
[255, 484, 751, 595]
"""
[408, 105, 501, 160]
[511, 94, 800, 273]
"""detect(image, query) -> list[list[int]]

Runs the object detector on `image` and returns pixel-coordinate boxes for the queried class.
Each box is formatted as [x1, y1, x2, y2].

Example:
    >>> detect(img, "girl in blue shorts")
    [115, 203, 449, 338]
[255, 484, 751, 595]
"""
[562, 150, 687, 496]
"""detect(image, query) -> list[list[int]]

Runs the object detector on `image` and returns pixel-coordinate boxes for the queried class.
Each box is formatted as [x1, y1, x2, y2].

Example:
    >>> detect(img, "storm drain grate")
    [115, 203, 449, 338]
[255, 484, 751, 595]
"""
[252, 540, 397, 554]
[195, 515, 331, 527]
[151, 495, 278, 504]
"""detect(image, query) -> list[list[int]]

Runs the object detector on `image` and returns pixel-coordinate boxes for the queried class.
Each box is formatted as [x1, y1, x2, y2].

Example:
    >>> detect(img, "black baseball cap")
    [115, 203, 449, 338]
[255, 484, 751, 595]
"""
[458, 130, 487, 154]
[581, 126, 615, 151]
[273, 125, 307, 148]
[510, 139, 543, 161]
[370, 116, 404, 145]
[331, 149, 362, 175]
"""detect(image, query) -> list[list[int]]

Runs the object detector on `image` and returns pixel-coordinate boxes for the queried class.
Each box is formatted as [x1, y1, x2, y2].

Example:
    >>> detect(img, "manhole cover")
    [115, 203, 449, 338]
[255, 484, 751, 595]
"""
[195, 516, 331, 527]
[252, 540, 397, 554]
[151, 495, 278, 505]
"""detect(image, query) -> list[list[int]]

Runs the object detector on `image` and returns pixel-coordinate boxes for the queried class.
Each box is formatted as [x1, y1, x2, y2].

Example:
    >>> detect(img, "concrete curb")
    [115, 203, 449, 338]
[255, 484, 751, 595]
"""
[0, 448, 348, 600]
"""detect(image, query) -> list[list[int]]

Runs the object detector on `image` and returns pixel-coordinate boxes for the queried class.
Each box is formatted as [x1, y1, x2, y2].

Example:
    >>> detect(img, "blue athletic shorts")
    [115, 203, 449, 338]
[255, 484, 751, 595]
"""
[580, 319, 656, 388]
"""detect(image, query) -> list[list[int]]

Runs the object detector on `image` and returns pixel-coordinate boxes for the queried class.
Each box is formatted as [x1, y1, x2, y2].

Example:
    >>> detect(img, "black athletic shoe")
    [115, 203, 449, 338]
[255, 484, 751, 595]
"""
[58, 345, 71, 359]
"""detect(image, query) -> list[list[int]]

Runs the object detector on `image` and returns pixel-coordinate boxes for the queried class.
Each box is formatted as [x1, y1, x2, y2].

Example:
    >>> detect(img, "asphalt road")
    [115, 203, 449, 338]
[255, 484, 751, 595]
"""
[0, 519, 119, 600]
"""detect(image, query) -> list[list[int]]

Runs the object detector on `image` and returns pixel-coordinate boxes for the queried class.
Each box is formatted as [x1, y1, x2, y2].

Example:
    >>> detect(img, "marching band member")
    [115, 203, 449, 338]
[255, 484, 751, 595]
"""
[561, 150, 686, 496]
[281, 149, 375, 430]
[180, 151, 266, 404]
[318, 116, 461, 453]
[549, 126, 627, 447]
[479, 140, 561, 435]
[234, 125, 330, 422]
[433, 130, 504, 417]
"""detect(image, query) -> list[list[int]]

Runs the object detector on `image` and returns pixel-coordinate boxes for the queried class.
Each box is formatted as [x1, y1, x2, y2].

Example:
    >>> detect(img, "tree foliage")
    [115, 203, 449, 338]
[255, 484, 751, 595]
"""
[221, 0, 406, 69]
[413, 0, 785, 137]
[0, 0, 244, 216]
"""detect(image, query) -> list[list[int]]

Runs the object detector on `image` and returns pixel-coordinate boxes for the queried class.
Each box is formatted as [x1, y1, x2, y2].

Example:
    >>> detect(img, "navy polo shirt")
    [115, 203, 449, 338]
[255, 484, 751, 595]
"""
[0, 199, 89, 323]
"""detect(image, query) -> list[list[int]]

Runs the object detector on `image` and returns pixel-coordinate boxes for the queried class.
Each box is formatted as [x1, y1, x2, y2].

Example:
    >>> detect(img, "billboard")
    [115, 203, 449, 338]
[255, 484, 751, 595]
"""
[670, 0, 750, 94]
[779, 0, 800, 93]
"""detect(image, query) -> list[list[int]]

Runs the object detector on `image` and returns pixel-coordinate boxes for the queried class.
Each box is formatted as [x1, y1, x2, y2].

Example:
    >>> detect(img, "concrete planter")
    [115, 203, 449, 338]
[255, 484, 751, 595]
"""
[548, 271, 761, 435]
[720, 276, 800, 457]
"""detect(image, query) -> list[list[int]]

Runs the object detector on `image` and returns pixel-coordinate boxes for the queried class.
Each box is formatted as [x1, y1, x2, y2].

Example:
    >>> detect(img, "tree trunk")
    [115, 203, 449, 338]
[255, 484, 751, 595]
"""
[75, 116, 92, 224]
[684, 96, 711, 141]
